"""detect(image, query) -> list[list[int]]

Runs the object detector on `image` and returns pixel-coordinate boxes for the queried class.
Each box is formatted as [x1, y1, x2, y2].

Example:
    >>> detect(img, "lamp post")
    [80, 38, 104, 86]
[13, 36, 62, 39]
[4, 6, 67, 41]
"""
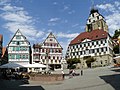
[118, 36, 120, 54]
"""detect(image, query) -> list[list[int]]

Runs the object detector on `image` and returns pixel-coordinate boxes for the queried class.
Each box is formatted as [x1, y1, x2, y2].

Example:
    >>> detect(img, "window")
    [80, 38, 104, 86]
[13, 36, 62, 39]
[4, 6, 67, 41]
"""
[48, 56, 50, 59]
[92, 42, 94, 45]
[50, 39, 53, 41]
[88, 43, 90, 46]
[59, 49, 61, 53]
[50, 49, 52, 53]
[23, 55, 25, 59]
[16, 54, 20, 59]
[57, 56, 59, 60]
[101, 48, 104, 52]
[84, 44, 86, 47]
[11, 54, 15, 59]
[76, 45, 78, 48]
[97, 48, 99, 52]
[104, 40, 107, 43]
[42, 49, 44, 52]
[12, 41, 15, 44]
[80, 44, 82, 47]
[51, 60, 53, 63]
[12, 47, 15, 51]
[17, 41, 20, 45]
[16, 47, 19, 51]
[96, 41, 98, 44]
[92, 13, 94, 17]
[89, 19, 91, 22]
[105, 47, 107, 51]
[56, 49, 59, 53]
[97, 16, 99, 19]
[73, 46, 75, 49]
[76, 52, 78, 55]
[92, 49, 95, 53]
[80, 51, 82, 55]
[16, 36, 21, 39]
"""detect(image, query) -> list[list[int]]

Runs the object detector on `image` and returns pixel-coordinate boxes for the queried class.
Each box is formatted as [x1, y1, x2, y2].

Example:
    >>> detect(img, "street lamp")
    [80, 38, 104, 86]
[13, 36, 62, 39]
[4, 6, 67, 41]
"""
[118, 36, 120, 54]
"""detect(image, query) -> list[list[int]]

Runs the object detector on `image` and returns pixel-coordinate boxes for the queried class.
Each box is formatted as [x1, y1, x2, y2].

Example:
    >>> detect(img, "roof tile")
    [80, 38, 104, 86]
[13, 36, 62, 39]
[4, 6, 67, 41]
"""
[70, 29, 108, 45]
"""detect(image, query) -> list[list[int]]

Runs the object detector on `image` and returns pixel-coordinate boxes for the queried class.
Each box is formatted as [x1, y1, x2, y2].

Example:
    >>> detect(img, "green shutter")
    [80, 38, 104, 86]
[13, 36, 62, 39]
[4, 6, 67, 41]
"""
[16, 47, 19, 51]
[16, 54, 20, 59]
[11, 54, 15, 59]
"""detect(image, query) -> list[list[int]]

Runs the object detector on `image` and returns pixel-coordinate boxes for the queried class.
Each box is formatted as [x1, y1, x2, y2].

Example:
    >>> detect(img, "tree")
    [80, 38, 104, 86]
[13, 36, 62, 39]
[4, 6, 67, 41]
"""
[113, 45, 119, 54]
[112, 29, 120, 39]
[84, 56, 96, 68]
[67, 58, 81, 69]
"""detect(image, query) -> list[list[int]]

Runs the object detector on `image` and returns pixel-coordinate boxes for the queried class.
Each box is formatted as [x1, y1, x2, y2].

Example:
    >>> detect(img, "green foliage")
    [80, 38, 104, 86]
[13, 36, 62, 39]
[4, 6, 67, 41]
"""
[84, 57, 96, 68]
[67, 58, 81, 69]
[83, 56, 91, 60]
[113, 45, 119, 54]
[112, 29, 120, 39]
[86, 57, 96, 64]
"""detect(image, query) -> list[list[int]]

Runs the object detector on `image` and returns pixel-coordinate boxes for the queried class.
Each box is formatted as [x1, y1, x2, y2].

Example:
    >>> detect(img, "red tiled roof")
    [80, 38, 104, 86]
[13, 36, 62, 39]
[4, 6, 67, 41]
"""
[0, 34, 3, 41]
[70, 29, 108, 45]
[2, 47, 6, 57]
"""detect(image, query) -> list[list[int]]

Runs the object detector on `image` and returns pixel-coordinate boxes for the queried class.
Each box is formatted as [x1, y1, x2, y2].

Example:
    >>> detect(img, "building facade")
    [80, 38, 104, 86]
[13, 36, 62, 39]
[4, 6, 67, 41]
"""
[32, 32, 63, 70]
[0, 34, 3, 65]
[1, 47, 8, 65]
[7, 29, 31, 65]
[66, 8, 113, 68]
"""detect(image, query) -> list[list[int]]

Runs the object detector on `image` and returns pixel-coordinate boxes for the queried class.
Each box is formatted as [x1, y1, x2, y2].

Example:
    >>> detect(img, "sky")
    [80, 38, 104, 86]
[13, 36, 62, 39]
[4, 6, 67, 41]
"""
[0, 0, 120, 56]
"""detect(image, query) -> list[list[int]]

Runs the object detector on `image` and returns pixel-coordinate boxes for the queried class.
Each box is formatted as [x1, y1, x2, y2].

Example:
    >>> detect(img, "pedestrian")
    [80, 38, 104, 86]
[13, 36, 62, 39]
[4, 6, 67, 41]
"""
[62, 70, 65, 79]
[69, 69, 73, 78]
[72, 69, 75, 76]
[81, 70, 83, 76]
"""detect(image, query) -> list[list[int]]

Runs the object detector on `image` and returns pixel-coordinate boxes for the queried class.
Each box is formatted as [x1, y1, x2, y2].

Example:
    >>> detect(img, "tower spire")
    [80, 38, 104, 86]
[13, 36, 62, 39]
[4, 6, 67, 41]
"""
[91, 0, 94, 9]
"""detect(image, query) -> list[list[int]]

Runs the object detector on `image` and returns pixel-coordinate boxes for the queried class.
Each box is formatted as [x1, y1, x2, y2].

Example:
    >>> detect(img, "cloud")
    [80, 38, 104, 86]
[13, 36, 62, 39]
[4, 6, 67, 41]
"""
[96, 1, 120, 35]
[68, 10, 75, 14]
[48, 18, 60, 26]
[49, 18, 60, 22]
[0, 0, 10, 5]
[56, 32, 79, 39]
[72, 24, 79, 27]
[53, 2, 58, 5]
[0, 3, 45, 42]
[63, 5, 69, 10]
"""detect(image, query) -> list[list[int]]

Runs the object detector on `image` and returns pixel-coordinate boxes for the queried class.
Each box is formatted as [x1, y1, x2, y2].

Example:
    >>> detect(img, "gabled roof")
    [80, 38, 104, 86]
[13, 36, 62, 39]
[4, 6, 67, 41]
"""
[70, 29, 108, 45]
[42, 32, 63, 49]
[7, 29, 30, 46]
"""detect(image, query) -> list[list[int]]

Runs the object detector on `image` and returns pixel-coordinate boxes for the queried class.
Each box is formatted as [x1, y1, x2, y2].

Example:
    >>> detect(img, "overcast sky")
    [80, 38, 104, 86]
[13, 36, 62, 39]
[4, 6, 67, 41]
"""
[0, 0, 120, 55]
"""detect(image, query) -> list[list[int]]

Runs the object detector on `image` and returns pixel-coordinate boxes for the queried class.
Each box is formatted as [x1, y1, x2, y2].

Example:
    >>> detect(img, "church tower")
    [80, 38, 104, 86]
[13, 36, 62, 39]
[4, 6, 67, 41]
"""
[85, 7, 108, 32]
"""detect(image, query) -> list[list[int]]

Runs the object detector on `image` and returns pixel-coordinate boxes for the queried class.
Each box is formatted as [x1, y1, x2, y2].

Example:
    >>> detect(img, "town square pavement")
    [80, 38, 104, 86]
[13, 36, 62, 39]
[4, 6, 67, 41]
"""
[0, 66, 120, 90]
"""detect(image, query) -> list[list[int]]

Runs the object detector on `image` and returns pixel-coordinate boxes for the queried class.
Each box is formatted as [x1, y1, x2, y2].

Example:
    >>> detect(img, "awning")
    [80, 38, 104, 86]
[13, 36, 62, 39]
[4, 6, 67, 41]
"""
[24, 63, 46, 68]
[114, 56, 120, 59]
[0, 62, 25, 69]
